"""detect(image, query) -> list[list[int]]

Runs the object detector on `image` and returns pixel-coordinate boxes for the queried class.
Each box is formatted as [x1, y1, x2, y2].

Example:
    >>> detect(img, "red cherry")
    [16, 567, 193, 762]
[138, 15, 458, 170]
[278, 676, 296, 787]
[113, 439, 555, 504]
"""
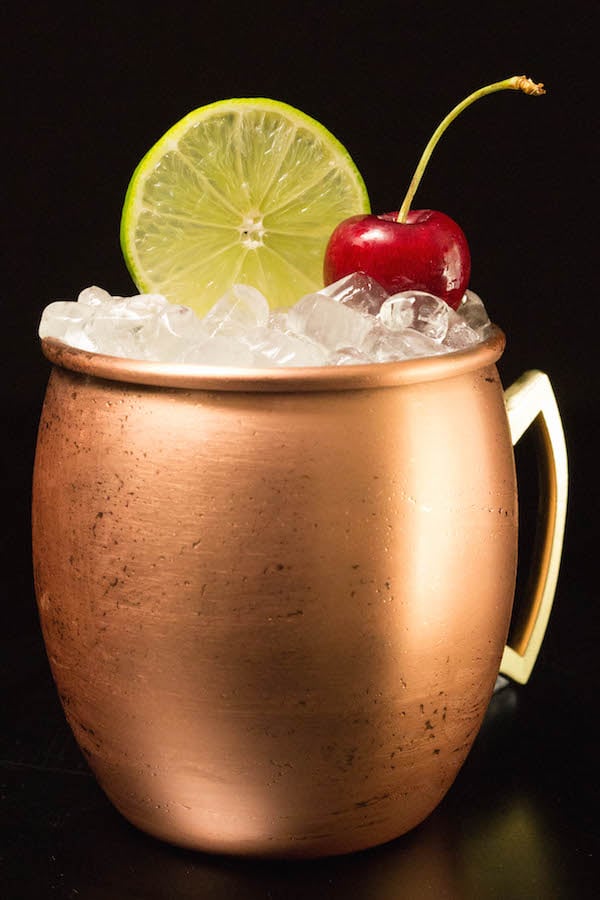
[324, 209, 470, 310]
[324, 76, 545, 310]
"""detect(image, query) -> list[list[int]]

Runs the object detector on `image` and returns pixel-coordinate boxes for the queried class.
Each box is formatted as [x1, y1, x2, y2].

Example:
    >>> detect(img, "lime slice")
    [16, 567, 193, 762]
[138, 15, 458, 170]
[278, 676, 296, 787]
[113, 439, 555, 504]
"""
[120, 98, 370, 315]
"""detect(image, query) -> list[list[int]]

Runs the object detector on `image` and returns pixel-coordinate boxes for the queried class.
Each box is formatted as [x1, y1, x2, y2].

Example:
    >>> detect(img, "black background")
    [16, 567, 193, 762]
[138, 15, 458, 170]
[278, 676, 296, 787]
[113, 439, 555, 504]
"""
[2, 1, 598, 897]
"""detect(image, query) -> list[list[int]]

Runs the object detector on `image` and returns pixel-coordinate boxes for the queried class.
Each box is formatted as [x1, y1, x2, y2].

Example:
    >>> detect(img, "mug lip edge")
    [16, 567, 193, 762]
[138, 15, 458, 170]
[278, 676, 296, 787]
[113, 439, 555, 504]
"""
[39, 326, 506, 393]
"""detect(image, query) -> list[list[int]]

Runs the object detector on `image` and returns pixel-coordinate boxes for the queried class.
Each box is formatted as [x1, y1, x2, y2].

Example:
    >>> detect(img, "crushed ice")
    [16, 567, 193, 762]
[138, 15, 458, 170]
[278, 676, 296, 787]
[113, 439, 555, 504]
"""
[39, 275, 491, 367]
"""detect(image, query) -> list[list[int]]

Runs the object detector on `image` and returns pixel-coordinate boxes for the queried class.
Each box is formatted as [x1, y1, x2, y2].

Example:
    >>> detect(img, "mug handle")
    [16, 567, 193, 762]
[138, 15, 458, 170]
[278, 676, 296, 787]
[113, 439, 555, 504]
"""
[499, 370, 568, 684]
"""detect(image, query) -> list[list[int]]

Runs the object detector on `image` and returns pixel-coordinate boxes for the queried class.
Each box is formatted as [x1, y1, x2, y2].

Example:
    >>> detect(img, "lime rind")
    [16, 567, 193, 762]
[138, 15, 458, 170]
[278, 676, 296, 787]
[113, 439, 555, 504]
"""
[120, 98, 370, 314]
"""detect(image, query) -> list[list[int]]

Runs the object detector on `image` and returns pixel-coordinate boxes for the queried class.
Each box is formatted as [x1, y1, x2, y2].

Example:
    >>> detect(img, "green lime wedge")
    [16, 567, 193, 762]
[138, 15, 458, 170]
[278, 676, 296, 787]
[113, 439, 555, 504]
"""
[120, 98, 370, 315]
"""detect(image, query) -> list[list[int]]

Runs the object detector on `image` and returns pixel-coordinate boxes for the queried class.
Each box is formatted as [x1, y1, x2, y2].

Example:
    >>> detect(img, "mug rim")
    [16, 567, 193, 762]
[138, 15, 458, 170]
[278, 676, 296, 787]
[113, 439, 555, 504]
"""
[40, 326, 506, 393]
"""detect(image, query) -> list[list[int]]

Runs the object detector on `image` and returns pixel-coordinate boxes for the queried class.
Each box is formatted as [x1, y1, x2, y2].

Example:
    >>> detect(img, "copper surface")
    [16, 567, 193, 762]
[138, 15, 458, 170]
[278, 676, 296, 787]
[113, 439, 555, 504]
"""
[33, 328, 519, 857]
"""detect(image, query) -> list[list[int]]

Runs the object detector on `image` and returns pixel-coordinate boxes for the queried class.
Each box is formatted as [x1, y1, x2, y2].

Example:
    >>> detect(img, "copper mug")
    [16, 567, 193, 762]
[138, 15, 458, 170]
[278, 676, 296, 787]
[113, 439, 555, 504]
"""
[32, 327, 567, 858]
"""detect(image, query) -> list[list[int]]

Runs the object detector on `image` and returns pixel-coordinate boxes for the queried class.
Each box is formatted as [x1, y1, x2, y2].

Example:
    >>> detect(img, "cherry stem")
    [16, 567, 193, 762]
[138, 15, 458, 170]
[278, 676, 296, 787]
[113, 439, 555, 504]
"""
[396, 75, 546, 223]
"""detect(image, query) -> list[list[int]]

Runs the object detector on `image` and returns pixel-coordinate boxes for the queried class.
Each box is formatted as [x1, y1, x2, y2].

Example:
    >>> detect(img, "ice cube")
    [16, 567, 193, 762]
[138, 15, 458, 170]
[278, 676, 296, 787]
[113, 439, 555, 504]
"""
[123, 293, 170, 316]
[364, 322, 442, 362]
[267, 309, 291, 332]
[457, 290, 491, 330]
[443, 308, 481, 351]
[160, 303, 203, 338]
[77, 285, 113, 307]
[287, 293, 373, 351]
[379, 291, 449, 341]
[39, 300, 97, 350]
[328, 346, 374, 366]
[39, 300, 87, 338]
[378, 294, 414, 331]
[202, 284, 270, 337]
[399, 327, 445, 357]
[180, 334, 261, 367]
[243, 325, 328, 367]
[142, 304, 208, 362]
[321, 272, 389, 315]
[79, 295, 163, 358]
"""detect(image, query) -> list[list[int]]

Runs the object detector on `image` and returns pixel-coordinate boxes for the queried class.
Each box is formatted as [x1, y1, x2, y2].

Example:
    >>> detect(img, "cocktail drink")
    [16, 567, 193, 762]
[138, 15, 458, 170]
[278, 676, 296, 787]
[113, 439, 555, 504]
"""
[32, 82, 567, 857]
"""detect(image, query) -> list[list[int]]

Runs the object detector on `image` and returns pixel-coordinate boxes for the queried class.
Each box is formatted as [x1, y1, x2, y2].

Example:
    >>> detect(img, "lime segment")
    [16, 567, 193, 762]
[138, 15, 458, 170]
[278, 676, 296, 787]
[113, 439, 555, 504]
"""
[120, 99, 369, 315]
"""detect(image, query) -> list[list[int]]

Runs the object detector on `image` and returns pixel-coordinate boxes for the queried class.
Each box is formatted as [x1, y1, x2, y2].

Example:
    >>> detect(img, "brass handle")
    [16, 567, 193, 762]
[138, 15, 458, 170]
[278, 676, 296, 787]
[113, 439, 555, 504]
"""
[500, 370, 568, 683]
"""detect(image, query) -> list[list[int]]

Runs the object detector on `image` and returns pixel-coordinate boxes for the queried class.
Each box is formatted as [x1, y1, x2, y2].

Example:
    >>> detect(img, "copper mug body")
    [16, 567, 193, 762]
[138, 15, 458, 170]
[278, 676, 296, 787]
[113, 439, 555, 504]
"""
[32, 329, 566, 858]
